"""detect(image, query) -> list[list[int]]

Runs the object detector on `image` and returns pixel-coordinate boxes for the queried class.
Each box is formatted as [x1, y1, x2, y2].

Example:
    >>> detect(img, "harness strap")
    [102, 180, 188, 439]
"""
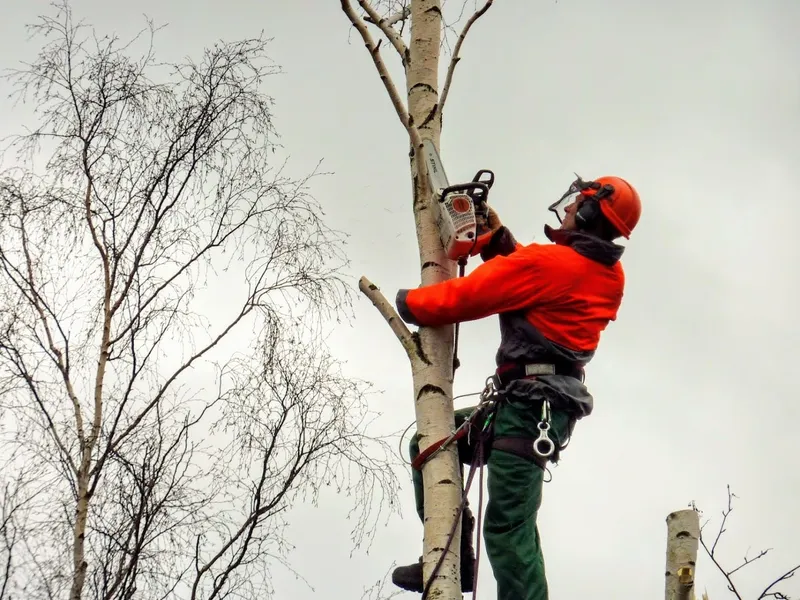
[493, 361, 584, 388]
[491, 436, 550, 470]
[411, 427, 469, 471]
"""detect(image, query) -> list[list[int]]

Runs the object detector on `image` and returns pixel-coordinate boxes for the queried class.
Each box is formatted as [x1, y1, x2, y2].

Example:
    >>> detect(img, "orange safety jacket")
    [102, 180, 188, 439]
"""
[395, 225, 627, 417]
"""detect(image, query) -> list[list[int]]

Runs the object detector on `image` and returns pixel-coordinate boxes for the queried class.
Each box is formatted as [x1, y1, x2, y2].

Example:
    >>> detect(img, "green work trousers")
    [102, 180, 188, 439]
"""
[409, 399, 574, 600]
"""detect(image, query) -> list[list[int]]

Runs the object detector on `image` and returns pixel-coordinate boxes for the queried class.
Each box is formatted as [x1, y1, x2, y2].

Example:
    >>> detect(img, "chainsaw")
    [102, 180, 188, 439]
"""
[421, 139, 495, 263]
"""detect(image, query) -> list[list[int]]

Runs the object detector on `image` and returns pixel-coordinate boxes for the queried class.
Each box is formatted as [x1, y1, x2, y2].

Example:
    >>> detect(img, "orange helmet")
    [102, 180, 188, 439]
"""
[548, 174, 642, 239]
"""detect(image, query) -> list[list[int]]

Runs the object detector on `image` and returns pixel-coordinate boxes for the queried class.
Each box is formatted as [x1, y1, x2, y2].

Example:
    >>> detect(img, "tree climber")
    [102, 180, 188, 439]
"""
[391, 175, 642, 600]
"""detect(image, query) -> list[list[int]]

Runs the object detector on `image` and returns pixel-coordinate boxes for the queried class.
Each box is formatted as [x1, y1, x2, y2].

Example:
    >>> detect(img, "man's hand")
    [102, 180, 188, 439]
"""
[486, 205, 502, 232]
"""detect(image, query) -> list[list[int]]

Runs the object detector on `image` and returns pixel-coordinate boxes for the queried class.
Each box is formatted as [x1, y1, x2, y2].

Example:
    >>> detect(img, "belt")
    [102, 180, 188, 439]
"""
[493, 361, 583, 388]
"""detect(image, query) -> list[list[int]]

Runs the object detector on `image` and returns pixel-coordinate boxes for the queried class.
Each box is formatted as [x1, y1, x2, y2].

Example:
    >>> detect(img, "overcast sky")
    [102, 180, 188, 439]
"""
[1, 0, 798, 599]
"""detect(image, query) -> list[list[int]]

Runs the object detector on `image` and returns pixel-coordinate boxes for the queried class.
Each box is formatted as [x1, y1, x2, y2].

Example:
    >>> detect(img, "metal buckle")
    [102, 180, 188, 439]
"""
[523, 363, 556, 377]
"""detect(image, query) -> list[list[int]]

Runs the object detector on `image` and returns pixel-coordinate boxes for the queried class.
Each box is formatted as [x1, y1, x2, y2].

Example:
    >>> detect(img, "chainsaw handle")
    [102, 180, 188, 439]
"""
[472, 169, 495, 189]
[440, 181, 490, 204]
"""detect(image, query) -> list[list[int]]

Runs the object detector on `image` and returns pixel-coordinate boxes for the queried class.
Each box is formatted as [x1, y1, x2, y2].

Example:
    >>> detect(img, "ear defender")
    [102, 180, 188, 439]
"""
[575, 197, 600, 230]
[576, 183, 615, 231]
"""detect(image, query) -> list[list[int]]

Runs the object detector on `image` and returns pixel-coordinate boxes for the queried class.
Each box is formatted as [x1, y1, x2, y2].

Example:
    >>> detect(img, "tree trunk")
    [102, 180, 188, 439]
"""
[665, 508, 701, 600]
[343, 1, 496, 597]
[406, 1, 464, 597]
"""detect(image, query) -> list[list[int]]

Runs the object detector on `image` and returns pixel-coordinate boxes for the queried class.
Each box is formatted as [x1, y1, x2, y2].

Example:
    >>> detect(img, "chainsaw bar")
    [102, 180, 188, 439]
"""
[421, 139, 449, 198]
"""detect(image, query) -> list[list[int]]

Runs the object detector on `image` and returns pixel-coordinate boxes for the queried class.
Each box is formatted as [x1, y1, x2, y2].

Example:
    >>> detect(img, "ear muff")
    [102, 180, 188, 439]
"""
[575, 197, 600, 230]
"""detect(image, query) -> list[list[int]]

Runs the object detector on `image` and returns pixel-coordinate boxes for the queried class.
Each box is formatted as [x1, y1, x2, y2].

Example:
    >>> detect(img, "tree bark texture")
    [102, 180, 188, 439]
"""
[665, 508, 701, 600]
[406, 2, 464, 597]
[342, 1, 496, 597]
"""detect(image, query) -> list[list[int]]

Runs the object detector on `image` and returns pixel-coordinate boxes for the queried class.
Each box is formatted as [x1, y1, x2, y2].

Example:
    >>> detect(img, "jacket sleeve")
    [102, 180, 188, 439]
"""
[395, 244, 565, 327]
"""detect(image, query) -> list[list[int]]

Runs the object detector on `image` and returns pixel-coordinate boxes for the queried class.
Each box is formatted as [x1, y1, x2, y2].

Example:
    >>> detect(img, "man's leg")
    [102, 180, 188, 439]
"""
[393, 406, 479, 593]
[483, 404, 573, 600]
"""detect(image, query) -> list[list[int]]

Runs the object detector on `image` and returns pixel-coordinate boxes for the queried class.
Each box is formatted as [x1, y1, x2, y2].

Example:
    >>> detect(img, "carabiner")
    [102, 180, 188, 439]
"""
[533, 420, 555, 458]
[480, 376, 496, 402]
[532, 400, 554, 458]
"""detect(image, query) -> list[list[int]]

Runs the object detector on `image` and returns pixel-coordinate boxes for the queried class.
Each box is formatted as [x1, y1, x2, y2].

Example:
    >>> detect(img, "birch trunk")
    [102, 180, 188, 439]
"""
[665, 508, 701, 600]
[343, 1, 495, 597]
[406, 2, 464, 596]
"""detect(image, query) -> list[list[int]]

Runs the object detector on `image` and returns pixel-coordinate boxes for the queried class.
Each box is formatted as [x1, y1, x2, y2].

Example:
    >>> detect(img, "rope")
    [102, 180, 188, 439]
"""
[473, 445, 485, 598]
[396, 390, 483, 467]
[421, 427, 489, 600]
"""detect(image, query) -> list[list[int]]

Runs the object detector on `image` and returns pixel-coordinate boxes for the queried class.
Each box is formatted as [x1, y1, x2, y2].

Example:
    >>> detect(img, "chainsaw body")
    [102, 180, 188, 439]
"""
[422, 140, 496, 262]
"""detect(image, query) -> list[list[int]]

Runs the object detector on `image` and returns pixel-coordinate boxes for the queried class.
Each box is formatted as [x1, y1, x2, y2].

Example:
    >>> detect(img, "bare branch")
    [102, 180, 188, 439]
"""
[358, 276, 415, 359]
[439, 0, 494, 117]
[364, 5, 410, 27]
[758, 563, 800, 599]
[359, 1, 409, 60]
[340, 0, 431, 221]
[696, 487, 799, 600]
[340, 0, 422, 154]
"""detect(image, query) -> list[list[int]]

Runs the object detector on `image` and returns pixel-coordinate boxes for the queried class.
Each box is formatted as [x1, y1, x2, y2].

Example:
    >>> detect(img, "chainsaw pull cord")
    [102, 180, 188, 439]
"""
[452, 257, 467, 372]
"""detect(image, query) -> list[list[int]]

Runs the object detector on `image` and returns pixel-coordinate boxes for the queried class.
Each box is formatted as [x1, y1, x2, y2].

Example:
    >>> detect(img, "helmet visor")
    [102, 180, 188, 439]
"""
[548, 178, 585, 224]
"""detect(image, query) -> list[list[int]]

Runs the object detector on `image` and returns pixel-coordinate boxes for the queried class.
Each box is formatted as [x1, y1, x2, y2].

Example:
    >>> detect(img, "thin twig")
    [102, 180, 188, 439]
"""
[358, 276, 415, 359]
[439, 0, 494, 117]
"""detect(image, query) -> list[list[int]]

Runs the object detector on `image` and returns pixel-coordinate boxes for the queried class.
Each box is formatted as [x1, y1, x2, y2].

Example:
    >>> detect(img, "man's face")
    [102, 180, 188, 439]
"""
[559, 197, 582, 231]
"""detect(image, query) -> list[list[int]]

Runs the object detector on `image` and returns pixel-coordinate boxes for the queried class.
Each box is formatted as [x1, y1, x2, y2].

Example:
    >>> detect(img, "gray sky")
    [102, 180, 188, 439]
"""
[1, 0, 799, 598]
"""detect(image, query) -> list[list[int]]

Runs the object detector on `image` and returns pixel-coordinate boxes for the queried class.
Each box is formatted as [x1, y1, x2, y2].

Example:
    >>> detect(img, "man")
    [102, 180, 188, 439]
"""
[390, 175, 642, 600]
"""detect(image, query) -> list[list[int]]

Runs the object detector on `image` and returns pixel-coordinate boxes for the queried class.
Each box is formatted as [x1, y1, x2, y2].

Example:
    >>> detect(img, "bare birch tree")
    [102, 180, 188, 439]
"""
[0, 2, 398, 598]
[340, 1, 493, 597]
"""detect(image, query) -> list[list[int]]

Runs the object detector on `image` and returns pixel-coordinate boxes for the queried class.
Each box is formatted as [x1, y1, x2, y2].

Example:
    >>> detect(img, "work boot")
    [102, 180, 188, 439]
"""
[391, 506, 477, 593]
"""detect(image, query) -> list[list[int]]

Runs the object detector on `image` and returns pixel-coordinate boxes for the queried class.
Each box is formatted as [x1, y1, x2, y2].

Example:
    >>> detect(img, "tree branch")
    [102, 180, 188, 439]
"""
[364, 5, 410, 27]
[439, 0, 494, 117]
[758, 563, 800, 599]
[340, 0, 422, 154]
[358, 276, 415, 359]
[359, 1, 409, 61]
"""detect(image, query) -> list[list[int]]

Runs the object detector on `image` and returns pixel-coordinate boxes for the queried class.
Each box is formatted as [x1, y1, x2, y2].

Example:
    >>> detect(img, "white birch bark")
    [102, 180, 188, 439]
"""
[665, 508, 701, 600]
[342, 1, 494, 597]
[404, 2, 465, 598]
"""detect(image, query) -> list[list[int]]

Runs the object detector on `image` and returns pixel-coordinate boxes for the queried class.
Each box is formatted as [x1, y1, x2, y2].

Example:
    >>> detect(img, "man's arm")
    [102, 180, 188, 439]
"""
[479, 206, 523, 261]
[395, 245, 562, 327]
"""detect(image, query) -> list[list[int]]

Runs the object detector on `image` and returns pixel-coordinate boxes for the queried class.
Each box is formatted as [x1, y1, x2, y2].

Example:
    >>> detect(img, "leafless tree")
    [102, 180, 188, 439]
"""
[694, 486, 799, 600]
[0, 2, 399, 598]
